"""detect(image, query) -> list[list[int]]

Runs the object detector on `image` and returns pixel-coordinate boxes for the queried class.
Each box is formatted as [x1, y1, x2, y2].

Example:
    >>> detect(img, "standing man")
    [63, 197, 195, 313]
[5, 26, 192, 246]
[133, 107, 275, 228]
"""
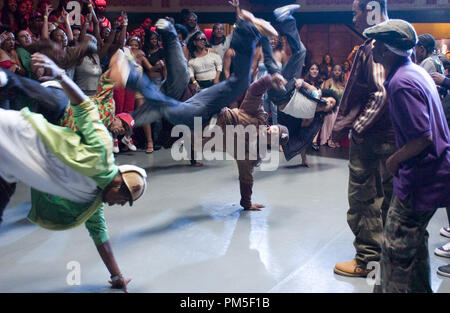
[331, 0, 397, 277]
[181, 9, 200, 43]
[414, 33, 444, 75]
[366, 19, 450, 292]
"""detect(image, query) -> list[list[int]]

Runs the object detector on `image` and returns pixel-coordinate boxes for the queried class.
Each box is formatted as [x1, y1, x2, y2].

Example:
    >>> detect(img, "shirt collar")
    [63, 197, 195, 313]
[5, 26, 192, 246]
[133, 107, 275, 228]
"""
[384, 57, 411, 88]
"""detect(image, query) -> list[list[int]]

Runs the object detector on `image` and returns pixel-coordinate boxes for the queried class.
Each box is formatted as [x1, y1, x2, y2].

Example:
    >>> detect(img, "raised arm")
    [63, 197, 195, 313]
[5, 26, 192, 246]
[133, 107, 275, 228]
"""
[223, 47, 235, 79]
[118, 11, 128, 50]
[61, 9, 73, 43]
[41, 4, 53, 40]
[31, 52, 87, 105]
[229, 0, 241, 23]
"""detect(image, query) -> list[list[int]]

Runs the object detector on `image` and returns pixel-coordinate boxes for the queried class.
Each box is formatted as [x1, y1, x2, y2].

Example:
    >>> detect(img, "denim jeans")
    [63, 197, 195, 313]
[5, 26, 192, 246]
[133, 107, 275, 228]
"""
[266, 15, 306, 107]
[158, 24, 191, 101]
[130, 19, 260, 129]
[0, 69, 68, 124]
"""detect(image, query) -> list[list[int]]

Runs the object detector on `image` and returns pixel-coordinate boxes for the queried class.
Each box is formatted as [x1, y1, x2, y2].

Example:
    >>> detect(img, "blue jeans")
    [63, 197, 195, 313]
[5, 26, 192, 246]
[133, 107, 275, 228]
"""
[266, 15, 306, 107]
[130, 19, 260, 129]
[0, 68, 68, 124]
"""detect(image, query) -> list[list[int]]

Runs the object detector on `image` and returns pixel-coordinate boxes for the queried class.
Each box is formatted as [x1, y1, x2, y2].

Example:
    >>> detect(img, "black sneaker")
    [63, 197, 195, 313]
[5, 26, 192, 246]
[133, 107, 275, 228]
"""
[312, 143, 319, 151]
[437, 264, 450, 278]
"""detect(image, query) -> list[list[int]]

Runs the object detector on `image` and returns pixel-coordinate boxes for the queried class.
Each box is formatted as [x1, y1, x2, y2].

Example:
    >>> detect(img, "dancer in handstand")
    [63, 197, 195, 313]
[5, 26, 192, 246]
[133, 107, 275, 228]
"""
[0, 53, 147, 292]
[261, 4, 340, 164]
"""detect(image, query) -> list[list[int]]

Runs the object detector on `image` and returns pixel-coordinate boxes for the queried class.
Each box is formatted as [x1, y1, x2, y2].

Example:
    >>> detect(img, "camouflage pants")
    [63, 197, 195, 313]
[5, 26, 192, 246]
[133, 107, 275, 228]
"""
[376, 195, 436, 293]
[347, 135, 396, 266]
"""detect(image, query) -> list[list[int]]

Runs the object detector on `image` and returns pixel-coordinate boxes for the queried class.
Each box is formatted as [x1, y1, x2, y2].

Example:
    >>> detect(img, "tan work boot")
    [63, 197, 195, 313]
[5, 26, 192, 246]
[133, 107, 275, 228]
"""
[334, 259, 370, 277]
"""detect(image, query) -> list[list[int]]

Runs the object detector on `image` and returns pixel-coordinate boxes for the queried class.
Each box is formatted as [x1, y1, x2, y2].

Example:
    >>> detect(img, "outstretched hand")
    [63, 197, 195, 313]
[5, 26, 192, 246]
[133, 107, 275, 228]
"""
[271, 73, 287, 91]
[246, 204, 264, 211]
[229, 0, 240, 8]
[108, 276, 132, 293]
[31, 53, 65, 81]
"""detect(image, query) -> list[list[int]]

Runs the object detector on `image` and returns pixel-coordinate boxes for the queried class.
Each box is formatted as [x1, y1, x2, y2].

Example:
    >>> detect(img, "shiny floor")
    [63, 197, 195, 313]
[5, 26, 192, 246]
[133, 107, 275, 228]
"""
[1, 147, 449, 293]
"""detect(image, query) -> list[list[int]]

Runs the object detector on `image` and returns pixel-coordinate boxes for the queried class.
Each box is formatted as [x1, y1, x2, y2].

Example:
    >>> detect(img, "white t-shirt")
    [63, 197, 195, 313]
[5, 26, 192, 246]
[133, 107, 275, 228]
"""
[0, 109, 99, 203]
[211, 32, 233, 60]
[188, 49, 223, 81]
[280, 89, 321, 119]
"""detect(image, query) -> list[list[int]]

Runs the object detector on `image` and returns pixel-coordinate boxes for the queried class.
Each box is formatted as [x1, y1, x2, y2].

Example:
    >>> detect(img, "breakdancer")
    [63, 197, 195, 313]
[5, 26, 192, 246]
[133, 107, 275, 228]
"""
[109, 12, 279, 129]
[260, 4, 339, 163]
[108, 14, 290, 210]
[0, 53, 147, 292]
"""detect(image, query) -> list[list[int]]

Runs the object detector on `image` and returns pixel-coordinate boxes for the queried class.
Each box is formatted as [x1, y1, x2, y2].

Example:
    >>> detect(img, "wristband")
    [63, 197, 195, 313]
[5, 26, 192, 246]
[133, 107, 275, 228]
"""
[44, 15, 48, 19]
[110, 273, 123, 282]
[123, 23, 128, 26]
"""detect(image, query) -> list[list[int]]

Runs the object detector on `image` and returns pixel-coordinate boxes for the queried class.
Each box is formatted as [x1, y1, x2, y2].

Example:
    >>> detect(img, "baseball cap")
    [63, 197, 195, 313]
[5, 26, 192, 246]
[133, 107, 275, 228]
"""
[118, 165, 147, 206]
[116, 113, 135, 136]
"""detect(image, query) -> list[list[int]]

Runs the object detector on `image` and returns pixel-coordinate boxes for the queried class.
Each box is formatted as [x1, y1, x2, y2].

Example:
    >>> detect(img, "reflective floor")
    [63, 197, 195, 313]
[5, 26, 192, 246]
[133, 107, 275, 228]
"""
[1, 147, 449, 293]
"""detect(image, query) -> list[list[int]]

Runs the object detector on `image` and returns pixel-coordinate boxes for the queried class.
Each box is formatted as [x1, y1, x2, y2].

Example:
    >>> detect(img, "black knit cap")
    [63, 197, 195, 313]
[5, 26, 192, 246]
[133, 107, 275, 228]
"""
[363, 19, 418, 51]
[277, 125, 289, 146]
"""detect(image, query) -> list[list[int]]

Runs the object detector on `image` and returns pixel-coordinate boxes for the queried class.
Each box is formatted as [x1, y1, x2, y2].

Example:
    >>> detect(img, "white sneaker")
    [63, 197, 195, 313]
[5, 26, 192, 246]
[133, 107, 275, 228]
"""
[113, 139, 119, 154]
[0, 70, 8, 87]
[273, 4, 301, 22]
[440, 227, 450, 238]
[435, 242, 450, 258]
[122, 136, 137, 151]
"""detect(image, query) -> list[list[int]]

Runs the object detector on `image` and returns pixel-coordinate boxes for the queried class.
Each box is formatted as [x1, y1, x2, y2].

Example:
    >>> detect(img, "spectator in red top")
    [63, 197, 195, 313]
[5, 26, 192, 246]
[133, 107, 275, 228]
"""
[17, 0, 29, 30]
[1, 0, 19, 33]
[130, 17, 152, 46]
[95, 0, 111, 29]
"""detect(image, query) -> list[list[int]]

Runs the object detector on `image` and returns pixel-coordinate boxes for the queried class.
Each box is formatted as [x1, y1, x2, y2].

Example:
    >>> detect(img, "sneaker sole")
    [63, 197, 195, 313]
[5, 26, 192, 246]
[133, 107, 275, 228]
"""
[434, 249, 450, 258]
[333, 267, 368, 278]
[437, 269, 450, 278]
[240, 10, 278, 38]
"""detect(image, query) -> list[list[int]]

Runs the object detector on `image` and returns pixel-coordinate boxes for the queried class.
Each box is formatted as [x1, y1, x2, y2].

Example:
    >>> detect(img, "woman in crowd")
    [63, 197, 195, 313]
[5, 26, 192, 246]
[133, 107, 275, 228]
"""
[319, 53, 333, 81]
[252, 35, 287, 125]
[305, 63, 323, 151]
[145, 30, 166, 89]
[319, 63, 345, 148]
[127, 36, 162, 154]
[175, 23, 190, 60]
[187, 30, 222, 90]
[0, 31, 24, 75]
[16, 0, 29, 30]
[343, 59, 352, 81]
[1, 0, 19, 33]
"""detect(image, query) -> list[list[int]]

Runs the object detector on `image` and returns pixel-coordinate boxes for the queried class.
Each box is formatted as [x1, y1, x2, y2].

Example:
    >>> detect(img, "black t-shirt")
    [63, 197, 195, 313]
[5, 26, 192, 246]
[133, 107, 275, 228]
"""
[147, 49, 165, 66]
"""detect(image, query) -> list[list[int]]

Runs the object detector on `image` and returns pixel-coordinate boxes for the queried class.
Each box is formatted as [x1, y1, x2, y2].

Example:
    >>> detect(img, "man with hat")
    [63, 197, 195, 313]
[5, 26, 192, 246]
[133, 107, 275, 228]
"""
[331, 0, 397, 278]
[0, 53, 147, 292]
[365, 19, 450, 292]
